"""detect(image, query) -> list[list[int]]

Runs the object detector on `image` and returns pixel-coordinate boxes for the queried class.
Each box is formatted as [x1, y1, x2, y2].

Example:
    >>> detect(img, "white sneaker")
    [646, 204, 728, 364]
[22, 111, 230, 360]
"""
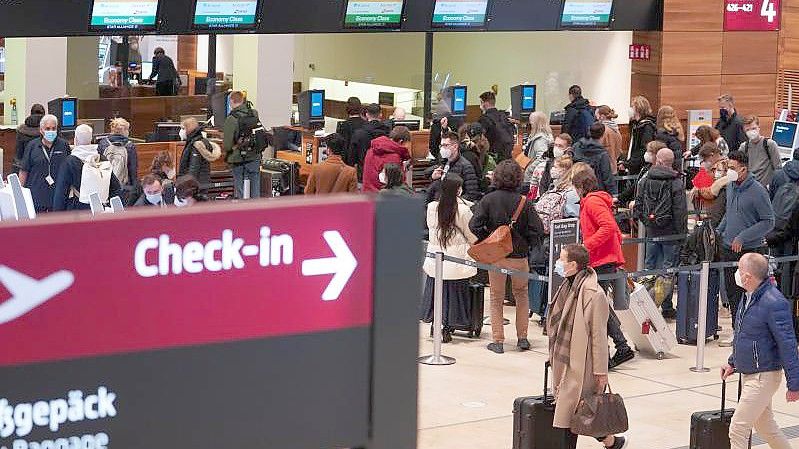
[718, 338, 733, 347]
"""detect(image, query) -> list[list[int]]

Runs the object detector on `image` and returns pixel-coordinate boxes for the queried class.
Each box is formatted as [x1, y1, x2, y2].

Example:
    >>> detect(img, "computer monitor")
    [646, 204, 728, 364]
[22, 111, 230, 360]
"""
[344, 0, 405, 29]
[48, 97, 79, 132]
[391, 120, 421, 131]
[193, 0, 261, 30]
[378, 92, 395, 106]
[511, 84, 537, 121]
[140, 61, 153, 80]
[89, 0, 161, 32]
[155, 123, 182, 142]
[444, 85, 467, 118]
[298, 90, 325, 129]
[560, 0, 614, 29]
[432, 0, 490, 28]
[772, 120, 799, 154]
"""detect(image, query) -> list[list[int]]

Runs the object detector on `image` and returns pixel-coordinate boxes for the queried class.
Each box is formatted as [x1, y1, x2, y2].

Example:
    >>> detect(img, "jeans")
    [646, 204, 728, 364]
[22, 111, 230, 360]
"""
[487, 257, 529, 343]
[721, 246, 765, 329]
[645, 241, 679, 312]
[729, 371, 792, 449]
[594, 264, 631, 352]
[232, 160, 262, 199]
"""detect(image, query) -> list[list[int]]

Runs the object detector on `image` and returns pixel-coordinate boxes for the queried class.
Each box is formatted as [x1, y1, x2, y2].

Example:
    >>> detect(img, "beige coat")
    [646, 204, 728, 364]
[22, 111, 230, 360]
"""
[423, 199, 478, 280]
[549, 272, 610, 429]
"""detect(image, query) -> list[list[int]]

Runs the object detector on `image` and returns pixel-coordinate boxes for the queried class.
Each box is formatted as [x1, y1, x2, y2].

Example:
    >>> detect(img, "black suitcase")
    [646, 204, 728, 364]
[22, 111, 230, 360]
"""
[450, 283, 485, 338]
[689, 378, 750, 449]
[677, 271, 720, 345]
[512, 362, 571, 449]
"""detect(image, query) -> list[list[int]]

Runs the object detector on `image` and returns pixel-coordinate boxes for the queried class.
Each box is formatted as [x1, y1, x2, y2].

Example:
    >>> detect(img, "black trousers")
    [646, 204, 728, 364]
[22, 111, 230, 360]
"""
[594, 264, 630, 352]
[156, 80, 175, 96]
[720, 246, 765, 329]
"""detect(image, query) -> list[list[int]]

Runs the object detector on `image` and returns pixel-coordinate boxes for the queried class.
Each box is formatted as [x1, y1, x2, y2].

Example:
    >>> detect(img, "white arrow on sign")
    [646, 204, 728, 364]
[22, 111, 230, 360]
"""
[301, 231, 358, 301]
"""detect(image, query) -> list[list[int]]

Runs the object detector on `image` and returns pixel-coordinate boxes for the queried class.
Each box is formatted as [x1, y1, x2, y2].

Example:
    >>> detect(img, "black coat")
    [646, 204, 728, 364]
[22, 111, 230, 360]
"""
[563, 97, 593, 142]
[628, 116, 657, 175]
[336, 116, 367, 151]
[178, 129, 216, 190]
[425, 154, 482, 204]
[150, 54, 178, 82]
[469, 189, 545, 259]
[478, 108, 515, 161]
[716, 111, 746, 154]
[14, 115, 43, 172]
[348, 120, 391, 175]
[654, 128, 684, 170]
[573, 138, 617, 195]
[634, 165, 688, 237]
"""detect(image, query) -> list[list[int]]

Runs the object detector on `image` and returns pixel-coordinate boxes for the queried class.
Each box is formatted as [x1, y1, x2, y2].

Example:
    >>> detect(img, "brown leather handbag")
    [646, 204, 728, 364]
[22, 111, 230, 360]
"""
[570, 384, 629, 438]
[468, 196, 527, 264]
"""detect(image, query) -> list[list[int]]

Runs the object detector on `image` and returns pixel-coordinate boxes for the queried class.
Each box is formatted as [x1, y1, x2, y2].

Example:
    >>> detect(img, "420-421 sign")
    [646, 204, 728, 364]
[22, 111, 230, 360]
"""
[725, 0, 781, 31]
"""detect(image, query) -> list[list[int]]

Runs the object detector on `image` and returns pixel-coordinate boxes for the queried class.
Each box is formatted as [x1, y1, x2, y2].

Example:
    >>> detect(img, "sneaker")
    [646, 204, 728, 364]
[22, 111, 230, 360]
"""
[607, 435, 629, 449]
[662, 309, 677, 320]
[718, 338, 733, 347]
[518, 339, 531, 351]
[487, 343, 504, 354]
[609, 349, 635, 369]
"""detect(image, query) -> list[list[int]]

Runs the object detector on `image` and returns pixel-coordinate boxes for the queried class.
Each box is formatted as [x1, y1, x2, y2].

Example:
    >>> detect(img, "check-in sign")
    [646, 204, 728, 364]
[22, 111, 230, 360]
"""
[724, 0, 781, 31]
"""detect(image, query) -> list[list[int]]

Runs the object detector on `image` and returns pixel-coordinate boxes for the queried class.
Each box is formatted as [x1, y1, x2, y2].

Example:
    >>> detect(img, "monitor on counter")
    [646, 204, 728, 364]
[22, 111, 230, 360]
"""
[193, 0, 261, 30]
[444, 85, 467, 118]
[298, 90, 325, 129]
[772, 120, 799, 153]
[560, 0, 614, 29]
[89, 0, 161, 32]
[344, 0, 405, 29]
[48, 98, 78, 132]
[432, 0, 490, 28]
[391, 120, 421, 131]
[511, 84, 537, 121]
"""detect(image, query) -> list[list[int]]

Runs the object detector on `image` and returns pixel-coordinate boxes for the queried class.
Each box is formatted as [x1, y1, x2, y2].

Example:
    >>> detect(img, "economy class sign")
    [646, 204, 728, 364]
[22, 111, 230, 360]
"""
[724, 0, 781, 31]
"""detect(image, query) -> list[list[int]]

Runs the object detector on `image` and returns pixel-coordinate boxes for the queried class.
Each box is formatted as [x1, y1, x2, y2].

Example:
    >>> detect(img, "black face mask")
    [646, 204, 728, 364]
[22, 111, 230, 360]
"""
[720, 109, 730, 120]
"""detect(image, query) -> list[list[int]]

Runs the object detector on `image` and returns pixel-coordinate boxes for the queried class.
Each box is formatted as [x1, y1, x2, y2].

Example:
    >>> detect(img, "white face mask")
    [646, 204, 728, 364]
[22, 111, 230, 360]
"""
[379, 171, 387, 185]
[734, 270, 745, 288]
[727, 168, 740, 183]
[440, 148, 452, 160]
[145, 192, 163, 204]
[644, 152, 655, 164]
[174, 196, 190, 208]
[179, 129, 187, 141]
[746, 129, 760, 141]
[553, 147, 566, 158]
[629, 106, 636, 119]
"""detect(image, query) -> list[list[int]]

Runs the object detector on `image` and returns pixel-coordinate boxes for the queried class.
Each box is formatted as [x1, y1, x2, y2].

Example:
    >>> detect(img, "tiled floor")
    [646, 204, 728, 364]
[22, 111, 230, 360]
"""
[417, 305, 799, 448]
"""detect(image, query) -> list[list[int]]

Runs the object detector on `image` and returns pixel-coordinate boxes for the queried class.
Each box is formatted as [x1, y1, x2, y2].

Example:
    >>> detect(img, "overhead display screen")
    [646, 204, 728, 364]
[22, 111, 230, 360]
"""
[89, 0, 160, 31]
[432, 0, 490, 28]
[561, 0, 614, 28]
[344, 0, 405, 29]
[193, 0, 260, 30]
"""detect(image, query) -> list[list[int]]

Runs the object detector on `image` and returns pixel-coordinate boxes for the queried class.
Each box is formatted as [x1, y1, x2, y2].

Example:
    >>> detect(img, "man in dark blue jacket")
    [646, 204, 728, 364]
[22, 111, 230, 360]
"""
[572, 123, 617, 195]
[722, 253, 799, 449]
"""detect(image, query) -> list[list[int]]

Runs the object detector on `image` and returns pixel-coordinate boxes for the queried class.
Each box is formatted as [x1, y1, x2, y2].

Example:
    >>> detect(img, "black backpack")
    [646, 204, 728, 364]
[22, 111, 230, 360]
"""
[484, 111, 516, 155]
[570, 107, 595, 140]
[634, 177, 673, 228]
[233, 103, 267, 161]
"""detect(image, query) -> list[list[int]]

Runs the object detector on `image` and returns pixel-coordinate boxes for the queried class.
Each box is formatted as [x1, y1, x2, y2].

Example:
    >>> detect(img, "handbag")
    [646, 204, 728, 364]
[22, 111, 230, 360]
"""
[570, 384, 629, 438]
[468, 196, 527, 264]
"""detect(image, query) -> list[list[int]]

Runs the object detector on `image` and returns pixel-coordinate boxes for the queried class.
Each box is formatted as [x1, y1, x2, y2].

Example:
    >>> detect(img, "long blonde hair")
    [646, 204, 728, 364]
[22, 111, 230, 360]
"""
[559, 161, 592, 191]
[631, 96, 653, 120]
[657, 105, 685, 141]
[528, 111, 553, 138]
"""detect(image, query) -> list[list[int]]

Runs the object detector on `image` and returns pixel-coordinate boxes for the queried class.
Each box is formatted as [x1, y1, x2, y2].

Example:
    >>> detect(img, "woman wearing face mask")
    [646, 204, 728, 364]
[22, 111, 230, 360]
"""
[689, 142, 730, 226]
[97, 117, 139, 192]
[654, 105, 685, 170]
[596, 106, 623, 175]
[421, 173, 478, 343]
[619, 140, 667, 208]
[379, 163, 414, 197]
[548, 244, 628, 449]
[178, 117, 221, 194]
[173, 175, 207, 208]
[626, 96, 657, 176]
[523, 112, 554, 166]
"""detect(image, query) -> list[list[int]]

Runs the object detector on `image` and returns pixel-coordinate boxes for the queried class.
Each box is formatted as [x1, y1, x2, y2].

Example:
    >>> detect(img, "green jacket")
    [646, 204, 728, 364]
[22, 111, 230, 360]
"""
[223, 103, 260, 165]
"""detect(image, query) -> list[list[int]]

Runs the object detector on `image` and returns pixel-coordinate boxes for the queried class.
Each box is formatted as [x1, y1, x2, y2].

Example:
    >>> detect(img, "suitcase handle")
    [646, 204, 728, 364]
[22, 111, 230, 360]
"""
[720, 379, 726, 418]
[543, 361, 551, 405]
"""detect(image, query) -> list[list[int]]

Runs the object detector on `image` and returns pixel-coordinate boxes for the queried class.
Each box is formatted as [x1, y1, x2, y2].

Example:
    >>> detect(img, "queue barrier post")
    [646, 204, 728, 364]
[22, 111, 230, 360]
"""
[243, 179, 251, 200]
[690, 261, 711, 373]
[637, 220, 646, 271]
[418, 252, 456, 366]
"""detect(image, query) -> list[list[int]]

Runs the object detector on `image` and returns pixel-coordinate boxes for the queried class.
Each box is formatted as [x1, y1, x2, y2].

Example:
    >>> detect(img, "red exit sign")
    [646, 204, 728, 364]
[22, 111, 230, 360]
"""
[629, 44, 651, 61]
[725, 0, 781, 31]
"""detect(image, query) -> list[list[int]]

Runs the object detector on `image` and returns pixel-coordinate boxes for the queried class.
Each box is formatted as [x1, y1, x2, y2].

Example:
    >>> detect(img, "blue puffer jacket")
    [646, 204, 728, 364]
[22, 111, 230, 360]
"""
[728, 280, 799, 391]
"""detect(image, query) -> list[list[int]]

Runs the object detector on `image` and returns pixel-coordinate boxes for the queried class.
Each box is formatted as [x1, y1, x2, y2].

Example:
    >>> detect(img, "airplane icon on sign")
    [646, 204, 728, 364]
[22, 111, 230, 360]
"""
[0, 266, 74, 325]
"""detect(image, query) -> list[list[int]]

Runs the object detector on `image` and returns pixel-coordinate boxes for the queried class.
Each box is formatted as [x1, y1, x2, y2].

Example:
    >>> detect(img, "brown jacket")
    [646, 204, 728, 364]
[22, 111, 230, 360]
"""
[304, 155, 358, 194]
[600, 124, 623, 174]
[547, 271, 610, 429]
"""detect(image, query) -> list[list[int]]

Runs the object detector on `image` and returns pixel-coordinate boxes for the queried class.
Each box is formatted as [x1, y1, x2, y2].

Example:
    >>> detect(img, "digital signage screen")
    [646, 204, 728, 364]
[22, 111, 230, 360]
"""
[310, 91, 325, 118]
[193, 0, 260, 30]
[62, 99, 77, 129]
[451, 87, 466, 114]
[89, 0, 160, 32]
[772, 120, 798, 149]
[522, 85, 536, 112]
[561, 0, 614, 29]
[432, 0, 490, 28]
[344, 0, 405, 29]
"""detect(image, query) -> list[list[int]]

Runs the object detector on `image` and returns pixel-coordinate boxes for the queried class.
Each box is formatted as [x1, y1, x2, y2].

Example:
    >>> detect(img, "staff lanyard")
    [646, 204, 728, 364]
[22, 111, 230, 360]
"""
[40, 144, 53, 178]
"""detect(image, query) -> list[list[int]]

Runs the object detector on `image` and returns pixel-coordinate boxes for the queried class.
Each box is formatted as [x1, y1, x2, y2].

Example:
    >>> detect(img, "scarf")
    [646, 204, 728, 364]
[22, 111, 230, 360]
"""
[548, 268, 595, 367]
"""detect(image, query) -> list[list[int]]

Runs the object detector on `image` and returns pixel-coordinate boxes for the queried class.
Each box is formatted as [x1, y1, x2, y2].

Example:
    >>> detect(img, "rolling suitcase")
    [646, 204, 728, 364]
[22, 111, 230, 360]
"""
[616, 282, 678, 360]
[450, 283, 484, 338]
[677, 271, 720, 345]
[512, 362, 571, 449]
[689, 378, 750, 449]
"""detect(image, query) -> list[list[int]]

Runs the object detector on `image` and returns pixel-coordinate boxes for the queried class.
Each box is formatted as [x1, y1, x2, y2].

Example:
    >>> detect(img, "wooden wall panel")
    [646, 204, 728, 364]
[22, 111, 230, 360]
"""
[661, 32, 723, 76]
[720, 74, 777, 117]
[760, 116, 776, 139]
[631, 73, 661, 110]
[660, 75, 722, 119]
[781, 4, 799, 39]
[663, 0, 724, 32]
[780, 37, 799, 70]
[722, 32, 778, 74]
[177, 35, 197, 72]
[631, 31, 663, 76]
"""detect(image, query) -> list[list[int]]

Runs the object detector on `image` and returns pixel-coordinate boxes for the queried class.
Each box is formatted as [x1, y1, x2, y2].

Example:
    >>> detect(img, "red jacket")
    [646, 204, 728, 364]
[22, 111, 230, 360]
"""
[580, 191, 625, 268]
[692, 167, 714, 190]
[362, 136, 410, 192]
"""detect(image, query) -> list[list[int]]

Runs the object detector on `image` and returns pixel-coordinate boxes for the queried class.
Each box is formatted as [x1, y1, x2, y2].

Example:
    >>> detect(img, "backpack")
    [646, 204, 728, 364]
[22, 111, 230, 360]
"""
[78, 155, 113, 204]
[681, 220, 719, 265]
[103, 139, 129, 185]
[484, 111, 516, 156]
[744, 138, 775, 168]
[535, 189, 567, 234]
[772, 180, 799, 229]
[633, 177, 673, 228]
[571, 107, 595, 140]
[233, 104, 267, 162]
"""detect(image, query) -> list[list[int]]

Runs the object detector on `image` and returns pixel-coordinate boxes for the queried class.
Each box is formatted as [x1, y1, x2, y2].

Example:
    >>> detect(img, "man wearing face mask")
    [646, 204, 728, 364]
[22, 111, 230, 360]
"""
[721, 253, 799, 449]
[740, 116, 781, 187]
[716, 94, 746, 155]
[134, 175, 173, 207]
[717, 151, 775, 345]
[19, 115, 71, 213]
[426, 131, 481, 203]
[178, 117, 221, 193]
